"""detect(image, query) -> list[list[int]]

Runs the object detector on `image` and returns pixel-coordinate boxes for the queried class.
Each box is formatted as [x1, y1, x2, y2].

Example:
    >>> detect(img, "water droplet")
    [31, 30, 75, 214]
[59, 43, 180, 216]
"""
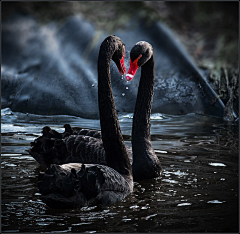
[92, 84, 95, 87]
[122, 93, 125, 96]
[126, 87, 128, 89]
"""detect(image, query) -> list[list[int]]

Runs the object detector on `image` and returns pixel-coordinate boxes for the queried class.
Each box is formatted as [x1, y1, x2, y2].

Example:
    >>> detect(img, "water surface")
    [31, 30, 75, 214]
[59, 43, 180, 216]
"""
[1, 108, 239, 232]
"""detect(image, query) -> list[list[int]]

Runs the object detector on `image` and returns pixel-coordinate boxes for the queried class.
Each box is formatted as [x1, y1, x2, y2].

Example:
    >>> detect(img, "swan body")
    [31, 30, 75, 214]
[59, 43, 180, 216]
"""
[29, 124, 132, 166]
[33, 36, 133, 208]
[39, 163, 132, 208]
[29, 125, 107, 166]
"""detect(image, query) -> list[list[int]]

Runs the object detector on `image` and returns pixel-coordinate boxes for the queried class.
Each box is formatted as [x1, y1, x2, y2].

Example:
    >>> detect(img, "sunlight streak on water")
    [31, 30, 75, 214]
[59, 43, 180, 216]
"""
[208, 162, 226, 167]
[177, 203, 192, 206]
[207, 200, 225, 204]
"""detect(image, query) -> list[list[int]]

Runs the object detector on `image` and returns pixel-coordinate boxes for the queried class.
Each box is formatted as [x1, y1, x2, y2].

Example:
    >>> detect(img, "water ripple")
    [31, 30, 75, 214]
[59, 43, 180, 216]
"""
[1, 109, 238, 232]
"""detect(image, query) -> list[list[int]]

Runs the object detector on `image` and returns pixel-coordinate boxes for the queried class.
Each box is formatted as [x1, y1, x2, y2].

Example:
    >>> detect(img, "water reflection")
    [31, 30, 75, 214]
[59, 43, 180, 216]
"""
[1, 108, 238, 232]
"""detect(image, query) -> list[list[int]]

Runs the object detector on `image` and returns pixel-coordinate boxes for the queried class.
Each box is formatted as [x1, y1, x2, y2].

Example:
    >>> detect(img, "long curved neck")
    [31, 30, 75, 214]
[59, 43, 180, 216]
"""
[132, 56, 154, 146]
[98, 39, 131, 178]
[132, 56, 161, 180]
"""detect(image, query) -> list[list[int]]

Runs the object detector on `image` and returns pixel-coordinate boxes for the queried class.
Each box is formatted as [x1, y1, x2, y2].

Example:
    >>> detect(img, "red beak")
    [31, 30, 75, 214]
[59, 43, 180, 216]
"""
[116, 46, 126, 75]
[126, 55, 141, 81]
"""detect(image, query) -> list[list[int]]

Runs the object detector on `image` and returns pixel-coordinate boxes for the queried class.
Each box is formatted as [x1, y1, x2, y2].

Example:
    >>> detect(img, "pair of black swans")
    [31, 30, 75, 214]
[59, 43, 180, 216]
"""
[29, 36, 162, 208]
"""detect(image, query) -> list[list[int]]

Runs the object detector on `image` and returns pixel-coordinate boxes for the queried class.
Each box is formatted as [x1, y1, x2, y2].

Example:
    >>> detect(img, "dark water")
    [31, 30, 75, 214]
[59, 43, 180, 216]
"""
[1, 108, 239, 233]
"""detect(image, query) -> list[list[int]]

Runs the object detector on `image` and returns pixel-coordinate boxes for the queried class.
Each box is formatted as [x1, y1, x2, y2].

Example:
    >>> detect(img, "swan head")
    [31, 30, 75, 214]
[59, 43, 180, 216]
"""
[110, 36, 126, 75]
[126, 41, 153, 81]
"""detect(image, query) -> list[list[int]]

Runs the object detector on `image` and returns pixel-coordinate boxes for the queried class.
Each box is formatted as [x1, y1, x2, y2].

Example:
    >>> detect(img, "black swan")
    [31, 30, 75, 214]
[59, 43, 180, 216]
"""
[35, 36, 133, 208]
[126, 41, 162, 180]
[29, 41, 162, 181]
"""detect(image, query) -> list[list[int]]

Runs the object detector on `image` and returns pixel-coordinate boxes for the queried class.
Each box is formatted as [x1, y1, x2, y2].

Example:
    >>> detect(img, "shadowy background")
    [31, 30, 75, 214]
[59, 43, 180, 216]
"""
[2, 1, 238, 68]
[2, 1, 239, 115]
